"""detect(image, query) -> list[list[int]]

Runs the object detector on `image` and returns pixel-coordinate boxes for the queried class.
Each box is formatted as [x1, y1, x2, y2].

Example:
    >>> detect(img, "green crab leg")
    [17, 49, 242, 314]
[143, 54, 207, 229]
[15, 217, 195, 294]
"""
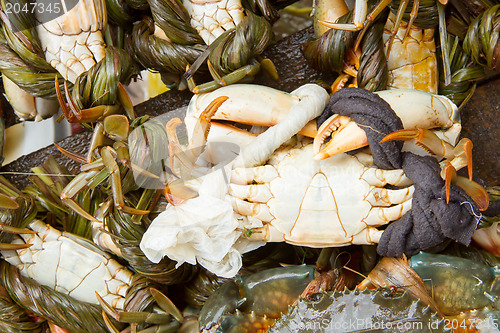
[403, 0, 420, 40]
[0, 223, 36, 251]
[188, 59, 261, 94]
[100, 147, 150, 215]
[0, 224, 36, 234]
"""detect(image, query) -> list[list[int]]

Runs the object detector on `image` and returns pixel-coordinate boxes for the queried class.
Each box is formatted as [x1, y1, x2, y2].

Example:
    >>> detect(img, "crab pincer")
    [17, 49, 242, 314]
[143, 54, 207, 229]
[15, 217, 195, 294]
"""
[313, 89, 462, 161]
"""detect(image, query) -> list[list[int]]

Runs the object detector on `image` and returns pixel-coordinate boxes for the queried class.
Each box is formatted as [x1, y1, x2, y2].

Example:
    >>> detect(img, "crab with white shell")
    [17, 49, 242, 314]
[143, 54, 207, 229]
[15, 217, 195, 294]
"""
[140, 84, 480, 277]
[1, 219, 133, 310]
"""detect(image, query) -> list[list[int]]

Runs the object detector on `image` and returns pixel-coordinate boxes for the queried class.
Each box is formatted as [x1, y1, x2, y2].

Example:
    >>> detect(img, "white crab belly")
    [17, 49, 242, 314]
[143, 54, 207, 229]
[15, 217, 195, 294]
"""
[268, 146, 372, 246]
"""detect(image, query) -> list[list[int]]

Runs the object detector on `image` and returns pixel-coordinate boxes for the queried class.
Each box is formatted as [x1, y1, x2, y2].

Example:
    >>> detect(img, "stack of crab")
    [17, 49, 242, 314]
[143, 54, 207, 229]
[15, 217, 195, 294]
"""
[0, 0, 499, 332]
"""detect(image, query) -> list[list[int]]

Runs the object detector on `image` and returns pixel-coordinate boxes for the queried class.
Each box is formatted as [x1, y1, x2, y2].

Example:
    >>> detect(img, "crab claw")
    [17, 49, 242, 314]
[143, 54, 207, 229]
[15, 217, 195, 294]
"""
[189, 96, 229, 150]
[442, 162, 489, 211]
[313, 115, 368, 160]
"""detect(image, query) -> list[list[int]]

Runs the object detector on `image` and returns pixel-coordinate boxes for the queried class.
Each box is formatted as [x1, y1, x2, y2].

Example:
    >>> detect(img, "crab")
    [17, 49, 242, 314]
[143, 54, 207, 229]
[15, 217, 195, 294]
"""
[35, 0, 107, 83]
[140, 84, 485, 277]
[1, 219, 133, 310]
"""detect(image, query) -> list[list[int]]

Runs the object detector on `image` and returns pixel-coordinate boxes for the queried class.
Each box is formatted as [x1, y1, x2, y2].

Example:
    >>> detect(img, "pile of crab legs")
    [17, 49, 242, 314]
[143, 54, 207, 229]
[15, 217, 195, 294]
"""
[0, 0, 499, 332]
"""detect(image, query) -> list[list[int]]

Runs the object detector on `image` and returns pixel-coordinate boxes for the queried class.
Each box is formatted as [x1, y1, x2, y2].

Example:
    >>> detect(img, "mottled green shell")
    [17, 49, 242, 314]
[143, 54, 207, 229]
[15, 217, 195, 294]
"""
[410, 252, 500, 315]
[199, 265, 315, 331]
[269, 288, 450, 333]
[216, 310, 275, 333]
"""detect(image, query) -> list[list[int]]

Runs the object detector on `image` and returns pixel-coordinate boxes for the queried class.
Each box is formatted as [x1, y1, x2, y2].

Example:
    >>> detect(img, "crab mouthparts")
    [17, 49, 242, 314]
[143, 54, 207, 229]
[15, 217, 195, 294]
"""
[313, 115, 369, 160]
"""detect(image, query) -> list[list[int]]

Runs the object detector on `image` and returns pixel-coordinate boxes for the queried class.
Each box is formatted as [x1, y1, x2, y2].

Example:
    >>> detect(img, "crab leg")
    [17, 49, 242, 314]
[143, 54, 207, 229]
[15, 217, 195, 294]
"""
[352, 227, 384, 244]
[381, 128, 473, 179]
[360, 168, 413, 187]
[363, 201, 412, 226]
[231, 198, 273, 222]
[313, 89, 461, 160]
[365, 187, 414, 206]
[228, 183, 273, 203]
[382, 129, 488, 211]
[230, 165, 280, 185]
[317, 0, 367, 31]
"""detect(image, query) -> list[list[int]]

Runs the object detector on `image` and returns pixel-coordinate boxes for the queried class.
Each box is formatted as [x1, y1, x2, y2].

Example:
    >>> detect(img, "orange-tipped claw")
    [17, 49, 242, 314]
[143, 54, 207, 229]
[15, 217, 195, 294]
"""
[381, 129, 422, 143]
[199, 96, 229, 138]
[454, 138, 473, 181]
[313, 115, 368, 160]
[442, 162, 456, 204]
[382, 128, 457, 161]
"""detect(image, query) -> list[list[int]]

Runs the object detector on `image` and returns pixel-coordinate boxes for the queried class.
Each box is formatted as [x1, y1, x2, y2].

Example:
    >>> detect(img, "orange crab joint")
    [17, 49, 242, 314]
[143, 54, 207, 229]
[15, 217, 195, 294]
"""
[313, 115, 368, 160]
